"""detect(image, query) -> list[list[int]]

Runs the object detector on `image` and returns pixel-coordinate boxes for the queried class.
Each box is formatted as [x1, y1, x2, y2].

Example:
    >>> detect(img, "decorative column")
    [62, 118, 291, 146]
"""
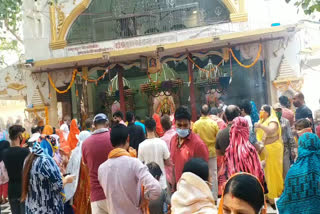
[118, 67, 126, 117]
[49, 5, 57, 42]
[188, 54, 197, 122]
[71, 82, 78, 120]
[48, 84, 59, 128]
[82, 67, 89, 115]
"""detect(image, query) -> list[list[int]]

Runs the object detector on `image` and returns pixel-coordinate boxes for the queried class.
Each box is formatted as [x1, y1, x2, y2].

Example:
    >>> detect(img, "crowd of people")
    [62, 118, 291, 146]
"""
[0, 92, 319, 214]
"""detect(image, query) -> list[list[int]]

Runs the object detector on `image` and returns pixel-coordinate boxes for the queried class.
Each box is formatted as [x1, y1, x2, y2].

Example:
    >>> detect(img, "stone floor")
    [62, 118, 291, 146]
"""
[0, 202, 11, 214]
[0, 202, 278, 214]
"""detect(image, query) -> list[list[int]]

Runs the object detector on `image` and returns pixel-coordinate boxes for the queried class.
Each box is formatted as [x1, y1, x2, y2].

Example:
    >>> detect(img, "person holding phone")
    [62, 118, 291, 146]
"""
[21, 136, 74, 214]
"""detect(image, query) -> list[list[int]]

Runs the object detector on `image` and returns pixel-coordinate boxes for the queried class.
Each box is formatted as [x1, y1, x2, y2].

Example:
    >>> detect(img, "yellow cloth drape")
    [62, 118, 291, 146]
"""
[256, 113, 284, 200]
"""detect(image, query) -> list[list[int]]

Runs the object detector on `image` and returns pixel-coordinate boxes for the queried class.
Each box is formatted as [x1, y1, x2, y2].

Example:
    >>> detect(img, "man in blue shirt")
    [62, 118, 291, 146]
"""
[134, 115, 146, 134]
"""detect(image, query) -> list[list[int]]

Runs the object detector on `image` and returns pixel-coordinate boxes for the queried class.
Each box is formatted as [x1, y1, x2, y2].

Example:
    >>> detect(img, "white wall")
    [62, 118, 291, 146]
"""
[22, 0, 52, 61]
[22, 0, 310, 62]
[302, 69, 320, 112]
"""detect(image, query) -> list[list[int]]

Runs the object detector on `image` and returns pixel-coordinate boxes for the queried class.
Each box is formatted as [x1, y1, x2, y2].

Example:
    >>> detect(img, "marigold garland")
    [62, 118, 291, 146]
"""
[48, 69, 78, 94]
[229, 44, 262, 69]
[273, 80, 304, 92]
[187, 56, 224, 72]
[45, 106, 49, 125]
[81, 66, 111, 83]
[49, 66, 111, 94]
[187, 56, 224, 79]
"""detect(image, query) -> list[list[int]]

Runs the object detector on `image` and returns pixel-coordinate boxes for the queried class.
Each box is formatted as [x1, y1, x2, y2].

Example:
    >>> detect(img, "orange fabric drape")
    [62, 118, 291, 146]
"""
[56, 129, 71, 156]
[72, 163, 91, 214]
[153, 114, 164, 137]
[67, 119, 80, 151]
[42, 125, 53, 135]
[108, 148, 136, 159]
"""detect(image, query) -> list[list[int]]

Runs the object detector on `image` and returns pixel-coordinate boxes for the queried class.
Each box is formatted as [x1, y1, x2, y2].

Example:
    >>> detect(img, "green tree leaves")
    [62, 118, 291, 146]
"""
[285, 0, 320, 15]
[0, 0, 23, 67]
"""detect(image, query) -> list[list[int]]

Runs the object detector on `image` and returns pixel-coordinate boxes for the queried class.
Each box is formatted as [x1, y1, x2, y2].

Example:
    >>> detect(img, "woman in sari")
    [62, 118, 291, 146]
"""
[218, 117, 265, 189]
[218, 173, 267, 214]
[22, 136, 74, 214]
[277, 133, 320, 214]
[67, 120, 80, 151]
[65, 131, 91, 214]
[255, 105, 283, 205]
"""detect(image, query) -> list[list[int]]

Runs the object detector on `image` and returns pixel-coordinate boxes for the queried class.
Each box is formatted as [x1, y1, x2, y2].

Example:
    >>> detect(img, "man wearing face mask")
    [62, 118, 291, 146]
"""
[170, 106, 209, 190]
[273, 103, 296, 179]
[2, 125, 30, 214]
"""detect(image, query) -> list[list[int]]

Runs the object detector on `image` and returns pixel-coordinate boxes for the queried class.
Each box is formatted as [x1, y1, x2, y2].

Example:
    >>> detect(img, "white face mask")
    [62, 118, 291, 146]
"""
[176, 128, 190, 138]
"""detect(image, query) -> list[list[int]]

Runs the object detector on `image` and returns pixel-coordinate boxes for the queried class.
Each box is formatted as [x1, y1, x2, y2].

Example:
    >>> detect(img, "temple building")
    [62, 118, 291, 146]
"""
[21, 0, 311, 126]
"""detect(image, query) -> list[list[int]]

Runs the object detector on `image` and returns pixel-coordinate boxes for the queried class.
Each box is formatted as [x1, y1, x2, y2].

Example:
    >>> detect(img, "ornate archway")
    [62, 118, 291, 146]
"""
[49, 0, 247, 50]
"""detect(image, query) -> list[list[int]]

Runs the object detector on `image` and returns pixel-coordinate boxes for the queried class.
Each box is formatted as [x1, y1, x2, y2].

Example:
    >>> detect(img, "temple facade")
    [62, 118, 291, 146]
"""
[21, 0, 311, 126]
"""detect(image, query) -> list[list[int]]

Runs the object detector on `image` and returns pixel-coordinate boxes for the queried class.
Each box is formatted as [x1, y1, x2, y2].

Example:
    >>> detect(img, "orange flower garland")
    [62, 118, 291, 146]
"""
[229, 44, 262, 69]
[45, 106, 49, 125]
[48, 69, 78, 94]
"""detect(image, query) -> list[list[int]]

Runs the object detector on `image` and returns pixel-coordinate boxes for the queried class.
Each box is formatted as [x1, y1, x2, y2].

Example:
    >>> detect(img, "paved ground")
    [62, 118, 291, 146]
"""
[0, 202, 11, 214]
[0, 202, 278, 214]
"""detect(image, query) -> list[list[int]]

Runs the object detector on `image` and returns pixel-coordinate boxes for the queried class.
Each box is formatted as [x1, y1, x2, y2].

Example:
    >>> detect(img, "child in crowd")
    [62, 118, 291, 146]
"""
[147, 162, 171, 214]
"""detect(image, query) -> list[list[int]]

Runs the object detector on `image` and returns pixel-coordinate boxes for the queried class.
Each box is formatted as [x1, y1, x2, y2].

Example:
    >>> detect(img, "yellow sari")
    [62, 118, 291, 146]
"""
[256, 113, 283, 200]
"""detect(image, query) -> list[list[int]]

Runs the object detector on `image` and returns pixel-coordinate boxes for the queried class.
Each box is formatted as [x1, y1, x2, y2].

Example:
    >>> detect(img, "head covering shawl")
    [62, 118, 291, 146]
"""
[277, 133, 320, 213]
[250, 101, 260, 125]
[42, 125, 54, 136]
[64, 131, 91, 201]
[218, 117, 265, 187]
[67, 119, 80, 151]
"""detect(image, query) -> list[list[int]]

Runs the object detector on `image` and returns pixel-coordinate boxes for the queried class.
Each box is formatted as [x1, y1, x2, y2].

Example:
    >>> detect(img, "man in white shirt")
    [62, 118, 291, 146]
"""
[138, 118, 171, 190]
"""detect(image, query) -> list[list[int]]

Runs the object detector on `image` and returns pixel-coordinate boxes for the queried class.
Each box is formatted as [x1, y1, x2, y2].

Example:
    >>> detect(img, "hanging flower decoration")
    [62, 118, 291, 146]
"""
[48, 69, 78, 94]
[229, 43, 262, 69]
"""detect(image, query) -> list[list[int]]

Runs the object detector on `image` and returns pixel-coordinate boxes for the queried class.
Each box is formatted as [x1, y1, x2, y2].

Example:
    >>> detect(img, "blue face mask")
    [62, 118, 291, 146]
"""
[176, 128, 190, 138]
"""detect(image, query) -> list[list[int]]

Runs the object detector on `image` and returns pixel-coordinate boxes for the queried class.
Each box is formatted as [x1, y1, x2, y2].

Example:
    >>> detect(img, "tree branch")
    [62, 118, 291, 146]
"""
[4, 19, 23, 44]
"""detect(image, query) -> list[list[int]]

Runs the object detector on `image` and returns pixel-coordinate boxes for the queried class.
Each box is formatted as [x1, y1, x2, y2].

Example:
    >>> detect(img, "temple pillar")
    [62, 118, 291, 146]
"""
[118, 67, 126, 118]
[188, 54, 197, 122]
[48, 84, 59, 128]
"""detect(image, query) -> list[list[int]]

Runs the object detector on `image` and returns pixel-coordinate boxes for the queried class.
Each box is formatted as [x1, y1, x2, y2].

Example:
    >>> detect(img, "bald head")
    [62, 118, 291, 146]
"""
[201, 104, 210, 116]
[293, 92, 305, 108]
[225, 105, 241, 122]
